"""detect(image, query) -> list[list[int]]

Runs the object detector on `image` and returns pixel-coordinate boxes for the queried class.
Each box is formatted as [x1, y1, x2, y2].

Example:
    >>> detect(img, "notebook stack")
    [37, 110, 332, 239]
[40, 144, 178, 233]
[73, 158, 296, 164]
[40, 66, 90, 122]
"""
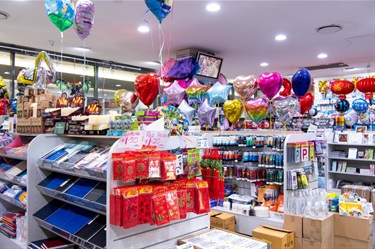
[28, 237, 75, 249]
[0, 212, 24, 239]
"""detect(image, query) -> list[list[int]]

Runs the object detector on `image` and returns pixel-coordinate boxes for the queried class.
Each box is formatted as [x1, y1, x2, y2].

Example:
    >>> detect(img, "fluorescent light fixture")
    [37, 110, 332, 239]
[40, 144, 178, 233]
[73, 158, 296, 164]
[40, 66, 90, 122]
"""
[317, 53, 327, 59]
[343, 67, 365, 72]
[260, 62, 269, 67]
[74, 47, 91, 52]
[4, 72, 9, 75]
[275, 34, 287, 41]
[116, 84, 121, 87]
[138, 25, 150, 33]
[206, 3, 221, 12]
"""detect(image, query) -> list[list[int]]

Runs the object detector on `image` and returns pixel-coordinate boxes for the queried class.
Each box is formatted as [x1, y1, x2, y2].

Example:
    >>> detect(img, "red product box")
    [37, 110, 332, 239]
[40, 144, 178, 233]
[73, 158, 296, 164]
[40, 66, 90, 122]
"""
[152, 186, 171, 226]
[137, 185, 153, 225]
[177, 181, 187, 219]
[123, 187, 138, 229]
[112, 153, 123, 180]
[135, 152, 149, 180]
[122, 152, 136, 184]
[186, 181, 196, 213]
[166, 185, 180, 221]
[195, 180, 210, 214]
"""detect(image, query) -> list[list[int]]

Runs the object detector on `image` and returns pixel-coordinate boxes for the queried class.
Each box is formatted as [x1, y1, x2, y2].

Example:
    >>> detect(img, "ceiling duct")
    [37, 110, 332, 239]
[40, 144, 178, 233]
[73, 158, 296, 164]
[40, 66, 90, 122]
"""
[303, 62, 349, 71]
[176, 48, 214, 59]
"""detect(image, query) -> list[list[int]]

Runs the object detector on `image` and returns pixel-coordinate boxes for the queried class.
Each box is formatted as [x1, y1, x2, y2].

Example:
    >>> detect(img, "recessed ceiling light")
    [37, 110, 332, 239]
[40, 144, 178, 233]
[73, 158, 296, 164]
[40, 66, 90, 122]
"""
[4, 72, 10, 75]
[260, 62, 269, 67]
[0, 11, 10, 21]
[138, 25, 150, 33]
[317, 53, 328, 59]
[343, 67, 365, 72]
[116, 84, 121, 87]
[275, 34, 287, 41]
[206, 3, 221, 12]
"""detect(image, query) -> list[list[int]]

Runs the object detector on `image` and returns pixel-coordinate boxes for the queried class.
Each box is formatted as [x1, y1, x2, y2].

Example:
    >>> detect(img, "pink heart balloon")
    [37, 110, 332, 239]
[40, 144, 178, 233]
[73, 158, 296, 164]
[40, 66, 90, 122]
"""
[245, 97, 270, 124]
[258, 72, 283, 100]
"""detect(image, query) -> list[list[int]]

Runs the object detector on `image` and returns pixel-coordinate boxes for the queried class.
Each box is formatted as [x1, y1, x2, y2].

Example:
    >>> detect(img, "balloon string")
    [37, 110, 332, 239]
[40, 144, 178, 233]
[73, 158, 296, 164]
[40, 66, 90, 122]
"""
[158, 23, 165, 106]
[83, 39, 86, 84]
[166, 2, 175, 60]
[60, 32, 63, 80]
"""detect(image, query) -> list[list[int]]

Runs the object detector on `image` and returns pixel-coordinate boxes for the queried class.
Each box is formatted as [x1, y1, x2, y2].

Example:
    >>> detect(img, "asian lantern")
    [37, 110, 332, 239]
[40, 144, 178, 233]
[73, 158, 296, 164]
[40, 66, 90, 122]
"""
[356, 78, 375, 100]
[330, 79, 354, 100]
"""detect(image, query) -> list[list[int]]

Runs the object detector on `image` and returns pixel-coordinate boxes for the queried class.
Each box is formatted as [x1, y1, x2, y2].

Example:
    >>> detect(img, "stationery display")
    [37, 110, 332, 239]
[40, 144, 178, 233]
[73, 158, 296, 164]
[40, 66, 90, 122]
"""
[37, 172, 106, 213]
[286, 141, 315, 163]
[33, 200, 106, 247]
[285, 189, 329, 217]
[212, 135, 285, 151]
[37, 141, 110, 179]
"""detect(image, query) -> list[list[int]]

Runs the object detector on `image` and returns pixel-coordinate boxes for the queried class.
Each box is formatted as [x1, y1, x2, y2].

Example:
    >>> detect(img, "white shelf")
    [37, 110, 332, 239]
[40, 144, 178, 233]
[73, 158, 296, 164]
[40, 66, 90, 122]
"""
[0, 233, 25, 249]
[328, 157, 375, 162]
[0, 194, 26, 210]
[0, 172, 26, 187]
[0, 153, 27, 161]
[38, 164, 106, 182]
[328, 171, 375, 177]
[212, 206, 283, 224]
[328, 142, 375, 147]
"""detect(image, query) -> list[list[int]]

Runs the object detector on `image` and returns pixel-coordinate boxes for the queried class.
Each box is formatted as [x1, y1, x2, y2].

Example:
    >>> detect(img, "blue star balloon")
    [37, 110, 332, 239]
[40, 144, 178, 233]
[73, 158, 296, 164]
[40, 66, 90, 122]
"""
[205, 82, 232, 106]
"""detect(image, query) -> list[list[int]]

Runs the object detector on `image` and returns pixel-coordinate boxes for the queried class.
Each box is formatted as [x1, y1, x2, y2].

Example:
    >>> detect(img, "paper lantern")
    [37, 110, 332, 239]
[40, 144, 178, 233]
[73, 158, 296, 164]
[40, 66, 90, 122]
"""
[330, 79, 354, 100]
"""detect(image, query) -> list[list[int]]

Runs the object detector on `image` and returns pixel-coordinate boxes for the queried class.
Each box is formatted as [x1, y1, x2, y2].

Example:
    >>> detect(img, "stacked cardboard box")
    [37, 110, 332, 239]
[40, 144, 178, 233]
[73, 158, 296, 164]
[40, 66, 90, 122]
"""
[209, 211, 236, 232]
[16, 89, 57, 134]
[334, 214, 373, 249]
[302, 213, 334, 249]
[341, 185, 372, 201]
[252, 226, 294, 249]
[284, 214, 303, 249]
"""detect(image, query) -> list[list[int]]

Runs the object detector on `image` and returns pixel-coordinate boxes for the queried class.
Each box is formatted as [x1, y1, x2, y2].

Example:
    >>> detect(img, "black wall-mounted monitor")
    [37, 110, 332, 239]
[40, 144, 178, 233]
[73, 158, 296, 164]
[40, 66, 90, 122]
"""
[195, 52, 223, 79]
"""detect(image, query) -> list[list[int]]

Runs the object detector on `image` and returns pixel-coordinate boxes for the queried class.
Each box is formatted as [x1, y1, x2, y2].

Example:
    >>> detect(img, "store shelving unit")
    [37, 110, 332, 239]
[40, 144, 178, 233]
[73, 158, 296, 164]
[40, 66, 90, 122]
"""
[0, 134, 33, 249]
[206, 131, 318, 234]
[27, 134, 118, 249]
[326, 140, 375, 194]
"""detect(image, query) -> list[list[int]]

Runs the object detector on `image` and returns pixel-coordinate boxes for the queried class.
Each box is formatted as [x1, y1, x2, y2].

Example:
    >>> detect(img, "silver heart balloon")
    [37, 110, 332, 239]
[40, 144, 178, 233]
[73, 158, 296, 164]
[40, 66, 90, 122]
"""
[272, 96, 299, 123]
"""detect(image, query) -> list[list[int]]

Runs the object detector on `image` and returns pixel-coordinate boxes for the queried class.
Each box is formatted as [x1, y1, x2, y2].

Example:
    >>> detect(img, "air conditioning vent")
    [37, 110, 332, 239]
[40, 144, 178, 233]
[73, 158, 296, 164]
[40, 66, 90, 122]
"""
[303, 62, 349, 71]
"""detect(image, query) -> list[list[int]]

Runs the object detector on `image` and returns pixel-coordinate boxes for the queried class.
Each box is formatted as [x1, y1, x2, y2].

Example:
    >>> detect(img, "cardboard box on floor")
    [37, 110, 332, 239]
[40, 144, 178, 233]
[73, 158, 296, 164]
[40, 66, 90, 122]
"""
[334, 213, 373, 242]
[209, 211, 235, 232]
[303, 212, 334, 241]
[252, 225, 294, 249]
[177, 228, 268, 249]
[294, 237, 302, 249]
[341, 185, 372, 202]
[303, 238, 334, 249]
[372, 189, 375, 219]
[334, 235, 373, 249]
[284, 214, 303, 238]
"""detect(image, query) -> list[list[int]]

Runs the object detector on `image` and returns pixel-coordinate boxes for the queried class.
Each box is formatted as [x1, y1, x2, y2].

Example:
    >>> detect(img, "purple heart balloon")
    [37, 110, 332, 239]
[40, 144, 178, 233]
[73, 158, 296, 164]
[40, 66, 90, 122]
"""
[258, 72, 283, 100]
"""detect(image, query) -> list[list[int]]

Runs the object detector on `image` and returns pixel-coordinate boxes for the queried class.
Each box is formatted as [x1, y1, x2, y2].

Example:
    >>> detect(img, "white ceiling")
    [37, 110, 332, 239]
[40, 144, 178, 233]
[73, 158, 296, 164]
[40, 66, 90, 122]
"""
[0, 0, 375, 81]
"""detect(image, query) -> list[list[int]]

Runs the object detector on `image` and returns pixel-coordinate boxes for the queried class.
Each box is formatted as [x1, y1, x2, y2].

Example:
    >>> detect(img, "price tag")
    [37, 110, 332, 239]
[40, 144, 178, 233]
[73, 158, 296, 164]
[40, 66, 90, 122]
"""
[176, 154, 184, 175]
[119, 131, 143, 149]
[142, 130, 169, 149]
[197, 137, 208, 148]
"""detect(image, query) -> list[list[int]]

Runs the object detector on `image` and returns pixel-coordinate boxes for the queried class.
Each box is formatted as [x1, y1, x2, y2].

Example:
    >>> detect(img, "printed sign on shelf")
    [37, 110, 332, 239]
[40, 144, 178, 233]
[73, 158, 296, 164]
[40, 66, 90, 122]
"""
[197, 137, 208, 148]
[119, 130, 169, 149]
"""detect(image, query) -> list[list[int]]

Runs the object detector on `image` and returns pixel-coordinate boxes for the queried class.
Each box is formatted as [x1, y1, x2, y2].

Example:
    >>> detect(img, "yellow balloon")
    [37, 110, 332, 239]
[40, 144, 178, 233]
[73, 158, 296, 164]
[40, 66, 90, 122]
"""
[114, 89, 127, 107]
[223, 99, 244, 124]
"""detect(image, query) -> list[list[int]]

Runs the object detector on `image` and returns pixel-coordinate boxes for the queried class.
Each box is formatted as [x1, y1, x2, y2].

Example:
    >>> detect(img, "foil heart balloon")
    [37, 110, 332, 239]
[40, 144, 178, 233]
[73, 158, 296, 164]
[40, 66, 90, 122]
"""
[245, 97, 270, 124]
[134, 73, 159, 107]
[299, 93, 314, 114]
[233, 75, 258, 101]
[45, 0, 75, 32]
[279, 78, 292, 97]
[272, 96, 299, 123]
[223, 99, 244, 124]
[258, 72, 283, 100]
